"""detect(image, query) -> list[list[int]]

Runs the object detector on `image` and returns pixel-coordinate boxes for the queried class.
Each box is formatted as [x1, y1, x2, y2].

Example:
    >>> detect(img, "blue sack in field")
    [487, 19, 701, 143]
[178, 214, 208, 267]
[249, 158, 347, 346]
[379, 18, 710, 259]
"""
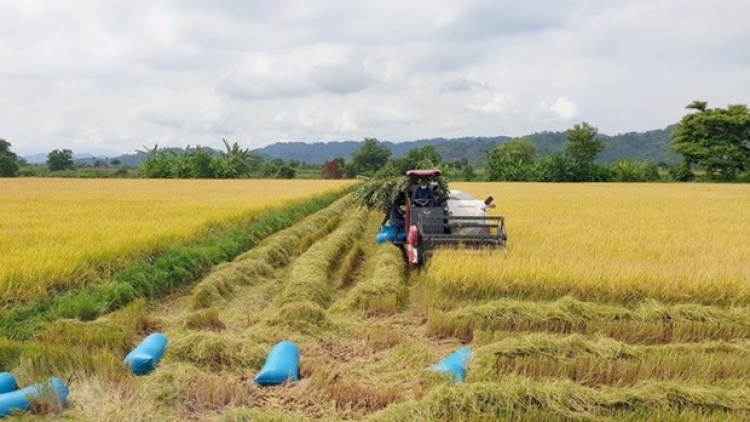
[0, 373, 17, 395]
[376, 225, 395, 244]
[254, 341, 300, 386]
[428, 347, 472, 383]
[376, 225, 406, 244]
[123, 332, 168, 376]
[0, 377, 68, 417]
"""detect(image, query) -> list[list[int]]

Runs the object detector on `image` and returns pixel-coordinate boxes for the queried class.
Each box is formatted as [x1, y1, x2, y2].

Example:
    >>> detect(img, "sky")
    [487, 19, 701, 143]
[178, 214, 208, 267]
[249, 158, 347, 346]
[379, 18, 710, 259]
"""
[1, 0, 749, 156]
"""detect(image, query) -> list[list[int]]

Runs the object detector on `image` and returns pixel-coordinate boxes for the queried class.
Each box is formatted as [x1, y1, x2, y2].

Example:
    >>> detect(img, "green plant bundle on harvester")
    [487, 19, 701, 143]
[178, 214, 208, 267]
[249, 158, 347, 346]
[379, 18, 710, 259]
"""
[354, 169, 507, 266]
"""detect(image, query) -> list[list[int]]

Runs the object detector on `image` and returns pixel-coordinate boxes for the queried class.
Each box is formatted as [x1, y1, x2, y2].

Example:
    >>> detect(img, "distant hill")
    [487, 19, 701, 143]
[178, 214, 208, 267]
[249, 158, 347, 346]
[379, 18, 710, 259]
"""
[22, 126, 679, 168]
[520, 125, 679, 165]
[23, 152, 100, 165]
[251, 136, 511, 166]
[252, 126, 679, 166]
[24, 147, 217, 167]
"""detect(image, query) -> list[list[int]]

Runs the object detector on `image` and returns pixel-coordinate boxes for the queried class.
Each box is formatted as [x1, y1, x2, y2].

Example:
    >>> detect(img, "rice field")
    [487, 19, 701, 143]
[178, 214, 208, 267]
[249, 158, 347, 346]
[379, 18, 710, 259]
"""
[0, 179, 351, 303]
[1, 181, 750, 421]
[434, 183, 750, 306]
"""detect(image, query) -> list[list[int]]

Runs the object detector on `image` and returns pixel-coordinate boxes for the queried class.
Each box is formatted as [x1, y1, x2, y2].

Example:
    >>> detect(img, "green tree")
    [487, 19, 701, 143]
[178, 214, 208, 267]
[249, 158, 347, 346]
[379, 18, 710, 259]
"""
[460, 164, 477, 181]
[275, 164, 296, 179]
[565, 122, 604, 167]
[138, 145, 171, 178]
[213, 139, 261, 178]
[563, 122, 608, 181]
[672, 101, 750, 181]
[612, 160, 660, 182]
[47, 149, 75, 172]
[485, 138, 537, 181]
[170, 149, 193, 178]
[348, 138, 392, 177]
[0, 139, 21, 177]
[261, 159, 284, 178]
[188, 146, 214, 178]
[534, 153, 575, 182]
[389, 145, 442, 174]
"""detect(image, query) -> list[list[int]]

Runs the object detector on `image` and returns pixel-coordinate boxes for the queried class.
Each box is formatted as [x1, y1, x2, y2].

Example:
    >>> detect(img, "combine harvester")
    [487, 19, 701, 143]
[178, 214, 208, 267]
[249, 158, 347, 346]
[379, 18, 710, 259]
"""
[377, 169, 507, 265]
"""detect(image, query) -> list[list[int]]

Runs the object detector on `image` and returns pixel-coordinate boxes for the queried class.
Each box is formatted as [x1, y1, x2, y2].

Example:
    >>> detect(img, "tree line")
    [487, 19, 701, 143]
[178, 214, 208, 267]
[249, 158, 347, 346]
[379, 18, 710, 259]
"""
[1, 101, 748, 181]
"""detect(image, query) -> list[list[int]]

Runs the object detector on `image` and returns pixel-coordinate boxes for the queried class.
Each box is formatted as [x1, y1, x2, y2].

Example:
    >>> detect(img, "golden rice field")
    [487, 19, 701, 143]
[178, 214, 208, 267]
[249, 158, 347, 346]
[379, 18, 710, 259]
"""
[3, 182, 750, 421]
[0, 178, 351, 303]
[433, 182, 750, 306]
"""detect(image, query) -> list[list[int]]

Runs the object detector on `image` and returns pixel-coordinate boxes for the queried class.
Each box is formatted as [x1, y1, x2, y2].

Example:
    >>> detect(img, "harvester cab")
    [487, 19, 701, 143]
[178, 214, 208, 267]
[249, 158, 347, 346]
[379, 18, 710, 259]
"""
[376, 169, 507, 266]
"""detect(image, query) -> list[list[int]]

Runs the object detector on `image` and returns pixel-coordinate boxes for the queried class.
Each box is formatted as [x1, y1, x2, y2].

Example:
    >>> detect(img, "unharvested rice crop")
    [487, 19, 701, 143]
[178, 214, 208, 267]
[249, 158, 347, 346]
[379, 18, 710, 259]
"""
[0, 178, 350, 302]
[429, 183, 750, 306]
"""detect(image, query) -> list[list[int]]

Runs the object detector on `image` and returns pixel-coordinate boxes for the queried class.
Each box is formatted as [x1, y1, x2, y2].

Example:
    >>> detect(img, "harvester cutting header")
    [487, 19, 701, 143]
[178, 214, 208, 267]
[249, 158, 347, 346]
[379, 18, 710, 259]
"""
[355, 169, 507, 266]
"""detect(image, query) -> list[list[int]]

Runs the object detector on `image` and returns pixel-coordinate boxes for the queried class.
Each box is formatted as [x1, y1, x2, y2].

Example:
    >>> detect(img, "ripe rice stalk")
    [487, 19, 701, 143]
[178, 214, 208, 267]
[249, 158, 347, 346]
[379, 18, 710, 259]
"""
[34, 319, 132, 355]
[428, 296, 750, 344]
[427, 183, 750, 307]
[0, 179, 352, 304]
[469, 332, 750, 387]
[334, 239, 365, 289]
[190, 196, 353, 309]
[277, 207, 368, 308]
[309, 366, 402, 412]
[184, 308, 226, 331]
[367, 376, 750, 422]
[265, 301, 335, 335]
[145, 362, 251, 412]
[363, 325, 408, 351]
[169, 331, 269, 371]
[14, 342, 125, 381]
[340, 244, 407, 317]
[106, 298, 158, 336]
[0, 337, 25, 371]
[298, 214, 343, 253]
[218, 407, 311, 422]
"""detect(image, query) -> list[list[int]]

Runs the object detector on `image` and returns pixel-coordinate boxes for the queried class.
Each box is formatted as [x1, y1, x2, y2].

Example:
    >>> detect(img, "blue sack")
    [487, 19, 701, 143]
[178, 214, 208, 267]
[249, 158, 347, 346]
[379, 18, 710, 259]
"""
[376, 225, 406, 244]
[123, 333, 168, 376]
[254, 341, 300, 386]
[428, 347, 472, 383]
[0, 377, 68, 417]
[375, 225, 395, 244]
[0, 373, 17, 395]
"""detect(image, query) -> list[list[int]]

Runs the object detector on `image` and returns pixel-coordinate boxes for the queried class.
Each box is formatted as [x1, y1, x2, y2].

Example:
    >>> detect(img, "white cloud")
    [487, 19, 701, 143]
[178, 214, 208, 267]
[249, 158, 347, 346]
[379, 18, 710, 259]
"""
[467, 92, 516, 115]
[1, 0, 749, 155]
[550, 97, 579, 121]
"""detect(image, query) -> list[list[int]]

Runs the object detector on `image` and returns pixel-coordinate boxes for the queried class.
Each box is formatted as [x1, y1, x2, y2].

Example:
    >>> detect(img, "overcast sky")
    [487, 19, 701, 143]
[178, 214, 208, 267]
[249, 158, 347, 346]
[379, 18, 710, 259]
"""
[2, 0, 748, 156]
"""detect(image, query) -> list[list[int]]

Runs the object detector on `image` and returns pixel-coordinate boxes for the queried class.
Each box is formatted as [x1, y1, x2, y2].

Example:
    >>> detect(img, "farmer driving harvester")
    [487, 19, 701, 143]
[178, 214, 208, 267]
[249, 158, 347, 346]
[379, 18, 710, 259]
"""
[411, 178, 435, 207]
[376, 169, 507, 265]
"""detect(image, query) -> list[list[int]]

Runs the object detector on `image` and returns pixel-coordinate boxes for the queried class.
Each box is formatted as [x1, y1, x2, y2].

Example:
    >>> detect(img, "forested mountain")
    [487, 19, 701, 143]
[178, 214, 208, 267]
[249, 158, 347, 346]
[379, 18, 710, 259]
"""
[252, 136, 511, 165]
[252, 126, 678, 165]
[26, 126, 678, 167]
